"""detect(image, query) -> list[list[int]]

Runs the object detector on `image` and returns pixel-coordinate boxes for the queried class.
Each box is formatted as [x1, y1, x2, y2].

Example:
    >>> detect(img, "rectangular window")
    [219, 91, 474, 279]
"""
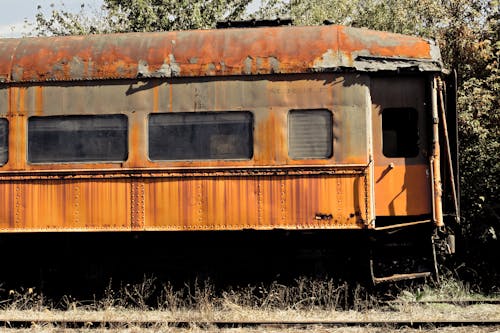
[28, 115, 128, 163]
[288, 109, 333, 159]
[0, 118, 7, 165]
[149, 112, 253, 161]
[382, 108, 419, 157]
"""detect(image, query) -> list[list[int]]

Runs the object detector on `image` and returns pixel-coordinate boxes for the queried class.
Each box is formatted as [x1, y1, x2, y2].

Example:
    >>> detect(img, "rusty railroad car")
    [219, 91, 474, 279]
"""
[0, 23, 458, 283]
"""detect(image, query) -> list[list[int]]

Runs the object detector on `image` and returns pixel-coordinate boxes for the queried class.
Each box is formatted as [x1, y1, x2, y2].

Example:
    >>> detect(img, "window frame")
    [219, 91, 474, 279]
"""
[381, 107, 419, 158]
[0, 118, 8, 166]
[287, 109, 333, 160]
[27, 114, 129, 164]
[147, 111, 254, 162]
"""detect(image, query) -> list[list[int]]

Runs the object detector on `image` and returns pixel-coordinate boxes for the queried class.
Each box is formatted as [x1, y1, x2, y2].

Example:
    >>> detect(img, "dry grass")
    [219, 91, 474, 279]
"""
[4, 327, 500, 333]
[0, 276, 498, 332]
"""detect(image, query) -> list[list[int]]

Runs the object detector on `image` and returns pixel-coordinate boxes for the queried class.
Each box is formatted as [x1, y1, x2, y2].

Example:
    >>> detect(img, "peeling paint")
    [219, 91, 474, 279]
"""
[244, 56, 253, 75]
[137, 59, 150, 77]
[11, 65, 23, 82]
[0, 25, 443, 84]
[69, 57, 85, 79]
[219, 61, 226, 72]
[269, 57, 280, 73]
[206, 63, 216, 74]
[313, 49, 345, 69]
[169, 54, 180, 77]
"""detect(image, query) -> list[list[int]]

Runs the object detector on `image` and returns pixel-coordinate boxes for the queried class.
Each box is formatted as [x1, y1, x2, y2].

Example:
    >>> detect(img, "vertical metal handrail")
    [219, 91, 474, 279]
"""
[438, 79, 460, 223]
[431, 76, 444, 227]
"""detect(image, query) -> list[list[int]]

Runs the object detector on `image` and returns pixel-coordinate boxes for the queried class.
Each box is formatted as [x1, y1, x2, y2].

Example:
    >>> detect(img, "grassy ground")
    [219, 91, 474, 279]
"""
[0, 276, 498, 332]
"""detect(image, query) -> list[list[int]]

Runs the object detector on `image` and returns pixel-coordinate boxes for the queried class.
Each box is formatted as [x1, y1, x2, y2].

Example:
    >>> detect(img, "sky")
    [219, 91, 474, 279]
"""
[0, 0, 262, 38]
[0, 0, 104, 37]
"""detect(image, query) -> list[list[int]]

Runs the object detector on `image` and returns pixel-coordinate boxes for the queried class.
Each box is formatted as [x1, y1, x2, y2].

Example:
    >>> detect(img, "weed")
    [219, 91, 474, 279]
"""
[0, 287, 48, 310]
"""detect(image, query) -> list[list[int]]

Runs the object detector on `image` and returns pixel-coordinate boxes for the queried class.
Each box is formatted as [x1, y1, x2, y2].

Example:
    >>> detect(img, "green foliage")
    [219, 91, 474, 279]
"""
[29, 3, 115, 36]
[104, 0, 252, 32]
[457, 1, 500, 242]
[255, 0, 445, 35]
[31, 0, 251, 36]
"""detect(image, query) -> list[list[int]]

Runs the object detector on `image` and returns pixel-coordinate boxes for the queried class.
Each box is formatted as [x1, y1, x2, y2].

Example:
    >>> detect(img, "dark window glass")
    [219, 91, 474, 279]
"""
[28, 115, 128, 163]
[149, 112, 253, 161]
[382, 108, 419, 157]
[288, 109, 333, 159]
[0, 118, 7, 165]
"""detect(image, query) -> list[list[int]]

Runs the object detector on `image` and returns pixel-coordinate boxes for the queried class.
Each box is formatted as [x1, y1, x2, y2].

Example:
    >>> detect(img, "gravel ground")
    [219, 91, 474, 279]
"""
[1, 326, 500, 333]
[0, 303, 498, 322]
[0, 304, 498, 332]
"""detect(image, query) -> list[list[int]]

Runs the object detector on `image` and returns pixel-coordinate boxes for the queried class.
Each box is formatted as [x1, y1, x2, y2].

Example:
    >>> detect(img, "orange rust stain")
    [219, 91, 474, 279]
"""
[143, 174, 365, 231]
[35, 86, 43, 116]
[338, 26, 432, 60]
[168, 84, 173, 112]
[254, 112, 285, 164]
[7, 87, 26, 170]
[18, 87, 26, 116]
[131, 180, 145, 230]
[1, 26, 436, 83]
[0, 179, 131, 231]
[0, 169, 369, 232]
[126, 113, 143, 168]
[374, 164, 431, 216]
[153, 85, 159, 113]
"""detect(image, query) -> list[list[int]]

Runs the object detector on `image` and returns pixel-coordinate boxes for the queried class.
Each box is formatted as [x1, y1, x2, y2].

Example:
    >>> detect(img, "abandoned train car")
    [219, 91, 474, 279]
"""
[0, 23, 458, 283]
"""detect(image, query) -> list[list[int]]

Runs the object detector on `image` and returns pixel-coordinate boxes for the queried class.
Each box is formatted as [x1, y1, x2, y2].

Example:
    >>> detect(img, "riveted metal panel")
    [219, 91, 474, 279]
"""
[143, 172, 367, 231]
[0, 179, 131, 231]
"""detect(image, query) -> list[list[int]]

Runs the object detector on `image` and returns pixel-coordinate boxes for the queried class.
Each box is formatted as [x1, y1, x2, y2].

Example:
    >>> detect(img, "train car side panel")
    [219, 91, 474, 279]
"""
[0, 179, 131, 231]
[0, 73, 373, 231]
[143, 173, 367, 230]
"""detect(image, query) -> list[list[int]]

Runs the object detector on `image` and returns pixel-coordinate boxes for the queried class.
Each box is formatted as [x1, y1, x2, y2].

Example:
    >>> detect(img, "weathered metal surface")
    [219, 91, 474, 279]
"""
[431, 77, 444, 227]
[0, 172, 368, 231]
[372, 271, 432, 284]
[0, 25, 437, 232]
[143, 174, 367, 230]
[438, 79, 459, 223]
[370, 77, 432, 217]
[374, 165, 431, 216]
[0, 179, 131, 230]
[0, 71, 377, 231]
[0, 25, 442, 84]
[373, 219, 431, 231]
[2, 73, 370, 172]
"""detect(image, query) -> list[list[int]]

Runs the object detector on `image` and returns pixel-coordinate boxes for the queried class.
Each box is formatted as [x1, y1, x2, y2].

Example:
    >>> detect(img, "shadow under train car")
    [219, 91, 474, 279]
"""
[0, 230, 373, 297]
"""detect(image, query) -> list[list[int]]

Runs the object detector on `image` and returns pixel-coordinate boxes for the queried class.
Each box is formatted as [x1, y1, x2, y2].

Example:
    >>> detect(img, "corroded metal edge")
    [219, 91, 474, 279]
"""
[0, 165, 368, 180]
[0, 25, 443, 84]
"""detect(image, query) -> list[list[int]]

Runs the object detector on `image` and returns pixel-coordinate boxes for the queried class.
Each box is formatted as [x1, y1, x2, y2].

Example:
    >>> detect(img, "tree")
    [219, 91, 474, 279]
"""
[457, 0, 500, 239]
[31, 0, 252, 36]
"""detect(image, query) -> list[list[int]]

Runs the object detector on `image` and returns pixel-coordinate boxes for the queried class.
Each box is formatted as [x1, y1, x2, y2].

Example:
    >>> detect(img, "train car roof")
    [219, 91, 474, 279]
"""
[0, 25, 443, 84]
